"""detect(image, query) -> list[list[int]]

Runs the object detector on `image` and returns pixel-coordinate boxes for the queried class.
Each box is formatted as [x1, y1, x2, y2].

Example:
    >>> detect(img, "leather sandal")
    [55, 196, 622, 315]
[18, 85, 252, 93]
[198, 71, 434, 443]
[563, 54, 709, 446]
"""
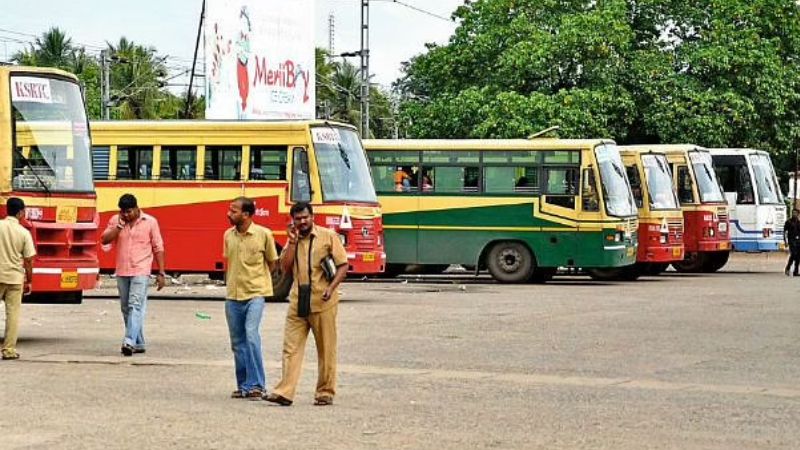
[313, 396, 333, 406]
[263, 393, 293, 406]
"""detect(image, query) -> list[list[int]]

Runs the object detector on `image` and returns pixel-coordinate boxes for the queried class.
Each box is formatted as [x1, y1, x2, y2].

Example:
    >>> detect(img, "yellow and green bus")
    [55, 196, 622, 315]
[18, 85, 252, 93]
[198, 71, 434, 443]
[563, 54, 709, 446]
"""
[363, 139, 639, 283]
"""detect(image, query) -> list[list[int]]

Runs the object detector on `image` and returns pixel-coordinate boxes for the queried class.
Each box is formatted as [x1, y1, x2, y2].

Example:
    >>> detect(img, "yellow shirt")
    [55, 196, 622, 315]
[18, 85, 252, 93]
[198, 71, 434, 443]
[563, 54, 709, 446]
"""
[223, 223, 279, 301]
[285, 225, 348, 313]
[0, 216, 35, 285]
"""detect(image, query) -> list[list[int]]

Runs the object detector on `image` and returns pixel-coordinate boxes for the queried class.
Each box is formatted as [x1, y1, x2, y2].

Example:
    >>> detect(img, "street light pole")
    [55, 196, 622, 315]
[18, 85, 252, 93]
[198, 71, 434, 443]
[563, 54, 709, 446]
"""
[360, 0, 370, 138]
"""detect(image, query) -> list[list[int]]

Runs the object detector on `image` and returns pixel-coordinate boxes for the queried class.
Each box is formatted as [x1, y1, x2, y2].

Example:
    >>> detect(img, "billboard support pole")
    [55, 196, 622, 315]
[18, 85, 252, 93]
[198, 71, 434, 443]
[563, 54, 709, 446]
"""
[185, 0, 206, 119]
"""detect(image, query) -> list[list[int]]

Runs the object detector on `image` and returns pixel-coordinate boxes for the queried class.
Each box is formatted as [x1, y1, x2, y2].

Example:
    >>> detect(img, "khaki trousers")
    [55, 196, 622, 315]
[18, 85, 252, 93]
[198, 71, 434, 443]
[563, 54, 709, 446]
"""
[273, 305, 338, 401]
[0, 283, 23, 357]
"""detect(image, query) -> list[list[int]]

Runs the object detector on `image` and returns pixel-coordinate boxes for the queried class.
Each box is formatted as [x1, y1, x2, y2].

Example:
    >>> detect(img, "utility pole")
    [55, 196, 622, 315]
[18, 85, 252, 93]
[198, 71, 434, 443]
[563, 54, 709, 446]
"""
[100, 49, 110, 120]
[185, 0, 206, 119]
[328, 13, 335, 59]
[360, 0, 370, 138]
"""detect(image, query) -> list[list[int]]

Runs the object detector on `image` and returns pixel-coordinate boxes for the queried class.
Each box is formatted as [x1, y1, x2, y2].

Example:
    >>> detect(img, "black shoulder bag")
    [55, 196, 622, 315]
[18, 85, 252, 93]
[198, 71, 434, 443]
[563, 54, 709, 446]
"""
[295, 235, 313, 318]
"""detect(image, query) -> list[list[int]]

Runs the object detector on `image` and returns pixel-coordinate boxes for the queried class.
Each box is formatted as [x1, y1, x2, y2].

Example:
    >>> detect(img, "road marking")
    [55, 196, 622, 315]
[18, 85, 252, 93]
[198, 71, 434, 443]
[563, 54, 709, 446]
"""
[23, 354, 800, 399]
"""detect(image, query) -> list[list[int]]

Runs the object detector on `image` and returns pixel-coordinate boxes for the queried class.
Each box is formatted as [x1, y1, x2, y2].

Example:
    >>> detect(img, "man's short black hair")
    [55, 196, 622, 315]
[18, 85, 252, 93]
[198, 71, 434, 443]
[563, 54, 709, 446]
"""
[290, 202, 313, 217]
[234, 197, 256, 216]
[118, 194, 138, 210]
[7, 197, 25, 217]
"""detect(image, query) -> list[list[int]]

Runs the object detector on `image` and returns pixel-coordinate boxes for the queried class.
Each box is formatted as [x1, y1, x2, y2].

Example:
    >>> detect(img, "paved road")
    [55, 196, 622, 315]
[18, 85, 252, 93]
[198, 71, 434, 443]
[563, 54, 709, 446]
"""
[1, 253, 798, 449]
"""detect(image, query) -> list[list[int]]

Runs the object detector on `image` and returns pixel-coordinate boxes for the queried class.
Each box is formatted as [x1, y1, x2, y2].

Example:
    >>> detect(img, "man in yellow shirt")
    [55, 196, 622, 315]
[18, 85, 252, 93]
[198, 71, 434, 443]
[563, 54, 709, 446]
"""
[264, 202, 348, 406]
[0, 198, 35, 360]
[223, 197, 279, 399]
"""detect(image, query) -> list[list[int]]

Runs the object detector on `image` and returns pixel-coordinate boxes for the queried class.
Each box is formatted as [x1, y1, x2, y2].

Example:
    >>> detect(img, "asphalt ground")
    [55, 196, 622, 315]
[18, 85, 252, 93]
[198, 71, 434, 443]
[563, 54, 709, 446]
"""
[1, 252, 798, 449]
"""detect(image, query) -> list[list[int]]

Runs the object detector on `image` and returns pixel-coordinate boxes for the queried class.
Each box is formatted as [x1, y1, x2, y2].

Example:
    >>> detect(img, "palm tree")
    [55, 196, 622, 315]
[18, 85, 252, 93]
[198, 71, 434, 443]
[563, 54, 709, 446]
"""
[12, 27, 73, 68]
[107, 37, 168, 119]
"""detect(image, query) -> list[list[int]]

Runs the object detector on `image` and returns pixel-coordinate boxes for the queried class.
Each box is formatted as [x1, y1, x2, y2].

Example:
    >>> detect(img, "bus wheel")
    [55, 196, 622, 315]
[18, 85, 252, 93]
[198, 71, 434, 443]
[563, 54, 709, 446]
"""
[529, 267, 556, 284]
[644, 263, 669, 276]
[265, 269, 293, 302]
[672, 252, 706, 273]
[702, 251, 730, 273]
[486, 242, 535, 283]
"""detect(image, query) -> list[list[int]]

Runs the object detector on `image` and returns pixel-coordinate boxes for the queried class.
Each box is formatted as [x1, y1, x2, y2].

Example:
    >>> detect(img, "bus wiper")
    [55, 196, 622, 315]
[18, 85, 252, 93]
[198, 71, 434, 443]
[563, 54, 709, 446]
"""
[13, 148, 51, 196]
[338, 143, 351, 170]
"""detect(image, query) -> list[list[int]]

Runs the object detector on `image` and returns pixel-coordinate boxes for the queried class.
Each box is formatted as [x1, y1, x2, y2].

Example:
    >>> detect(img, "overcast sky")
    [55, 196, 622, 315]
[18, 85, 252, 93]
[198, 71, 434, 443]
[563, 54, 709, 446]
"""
[0, 0, 464, 91]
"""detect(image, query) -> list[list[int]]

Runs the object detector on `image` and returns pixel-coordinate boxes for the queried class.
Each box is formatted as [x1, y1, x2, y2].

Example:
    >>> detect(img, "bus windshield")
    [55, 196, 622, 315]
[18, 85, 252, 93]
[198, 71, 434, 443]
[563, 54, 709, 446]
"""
[11, 75, 93, 193]
[595, 144, 637, 217]
[641, 154, 678, 210]
[312, 127, 378, 203]
[689, 151, 725, 203]
[749, 153, 782, 205]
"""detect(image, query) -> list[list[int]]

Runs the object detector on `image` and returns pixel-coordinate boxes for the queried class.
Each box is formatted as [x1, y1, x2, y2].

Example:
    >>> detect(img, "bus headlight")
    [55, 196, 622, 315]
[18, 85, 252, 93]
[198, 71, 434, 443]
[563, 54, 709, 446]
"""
[706, 227, 715, 238]
[660, 234, 667, 244]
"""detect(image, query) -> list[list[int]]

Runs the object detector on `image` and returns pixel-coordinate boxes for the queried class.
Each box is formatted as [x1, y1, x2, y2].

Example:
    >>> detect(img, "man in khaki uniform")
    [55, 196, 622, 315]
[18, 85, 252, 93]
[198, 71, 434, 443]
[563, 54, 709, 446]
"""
[223, 197, 279, 399]
[0, 198, 35, 360]
[265, 202, 347, 406]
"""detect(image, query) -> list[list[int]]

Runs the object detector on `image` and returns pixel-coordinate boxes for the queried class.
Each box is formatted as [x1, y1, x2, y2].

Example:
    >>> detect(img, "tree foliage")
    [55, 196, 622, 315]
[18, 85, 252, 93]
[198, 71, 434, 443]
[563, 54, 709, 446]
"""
[397, 0, 800, 172]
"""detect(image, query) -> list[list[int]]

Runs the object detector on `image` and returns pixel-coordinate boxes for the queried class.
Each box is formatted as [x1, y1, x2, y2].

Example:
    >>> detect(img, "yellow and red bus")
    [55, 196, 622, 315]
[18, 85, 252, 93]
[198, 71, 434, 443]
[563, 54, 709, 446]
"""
[90, 120, 383, 299]
[590, 149, 684, 280]
[2, 66, 99, 303]
[621, 145, 730, 273]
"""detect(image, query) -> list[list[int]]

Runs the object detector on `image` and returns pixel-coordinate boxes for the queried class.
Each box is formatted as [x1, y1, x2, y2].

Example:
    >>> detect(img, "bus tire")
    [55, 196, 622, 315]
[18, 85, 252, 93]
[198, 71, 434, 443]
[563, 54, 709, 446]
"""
[265, 268, 292, 302]
[529, 267, 556, 284]
[486, 241, 535, 283]
[702, 251, 730, 273]
[644, 263, 669, 276]
[672, 252, 707, 273]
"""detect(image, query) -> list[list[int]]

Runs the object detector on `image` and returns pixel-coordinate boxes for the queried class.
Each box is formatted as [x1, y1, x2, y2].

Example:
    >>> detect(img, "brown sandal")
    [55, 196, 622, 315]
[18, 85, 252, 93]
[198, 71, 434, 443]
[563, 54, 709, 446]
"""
[263, 393, 293, 406]
[231, 390, 245, 399]
[313, 396, 333, 406]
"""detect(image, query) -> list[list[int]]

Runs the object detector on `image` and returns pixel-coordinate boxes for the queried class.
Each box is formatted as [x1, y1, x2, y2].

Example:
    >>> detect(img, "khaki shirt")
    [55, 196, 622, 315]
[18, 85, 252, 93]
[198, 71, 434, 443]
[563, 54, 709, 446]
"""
[224, 223, 279, 301]
[285, 225, 348, 313]
[0, 217, 35, 285]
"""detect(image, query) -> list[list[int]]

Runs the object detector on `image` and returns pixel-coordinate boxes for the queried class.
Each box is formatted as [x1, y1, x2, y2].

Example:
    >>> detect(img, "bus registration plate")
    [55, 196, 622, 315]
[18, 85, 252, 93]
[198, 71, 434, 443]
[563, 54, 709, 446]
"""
[719, 242, 730, 250]
[60, 271, 79, 289]
[626, 247, 634, 257]
[56, 206, 78, 224]
[363, 253, 375, 262]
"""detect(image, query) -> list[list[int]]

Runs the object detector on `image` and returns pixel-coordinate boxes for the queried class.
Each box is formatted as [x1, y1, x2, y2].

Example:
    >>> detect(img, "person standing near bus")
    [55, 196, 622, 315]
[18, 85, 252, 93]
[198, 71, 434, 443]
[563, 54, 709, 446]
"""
[223, 197, 279, 399]
[101, 194, 166, 356]
[264, 202, 348, 406]
[0, 198, 35, 360]
[784, 209, 800, 276]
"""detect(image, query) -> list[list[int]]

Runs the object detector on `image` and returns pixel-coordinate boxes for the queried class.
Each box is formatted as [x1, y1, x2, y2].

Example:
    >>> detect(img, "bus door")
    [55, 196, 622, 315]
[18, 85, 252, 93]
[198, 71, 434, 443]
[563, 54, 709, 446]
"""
[712, 154, 754, 242]
[244, 145, 290, 235]
[539, 163, 580, 266]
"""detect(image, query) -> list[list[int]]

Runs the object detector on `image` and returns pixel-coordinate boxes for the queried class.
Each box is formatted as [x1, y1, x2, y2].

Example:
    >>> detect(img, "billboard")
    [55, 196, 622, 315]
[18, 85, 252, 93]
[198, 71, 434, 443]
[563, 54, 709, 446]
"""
[205, 0, 315, 119]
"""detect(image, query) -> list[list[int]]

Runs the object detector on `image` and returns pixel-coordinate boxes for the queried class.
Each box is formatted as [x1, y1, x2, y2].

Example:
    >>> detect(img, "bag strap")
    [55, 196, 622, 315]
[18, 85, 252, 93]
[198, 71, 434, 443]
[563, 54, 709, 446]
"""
[294, 234, 314, 285]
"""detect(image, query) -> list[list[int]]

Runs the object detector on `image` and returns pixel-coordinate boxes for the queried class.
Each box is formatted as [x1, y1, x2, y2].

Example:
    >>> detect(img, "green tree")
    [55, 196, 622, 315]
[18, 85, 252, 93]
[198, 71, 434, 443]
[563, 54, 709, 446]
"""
[397, 0, 800, 175]
[107, 37, 169, 120]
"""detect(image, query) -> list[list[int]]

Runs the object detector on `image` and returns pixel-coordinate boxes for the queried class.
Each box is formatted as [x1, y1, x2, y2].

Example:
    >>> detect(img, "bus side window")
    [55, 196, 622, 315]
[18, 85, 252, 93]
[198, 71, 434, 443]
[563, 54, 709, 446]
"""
[677, 166, 695, 204]
[92, 146, 110, 181]
[160, 146, 197, 180]
[626, 165, 644, 208]
[205, 146, 242, 180]
[544, 167, 578, 209]
[581, 168, 600, 212]
[250, 146, 287, 181]
[291, 147, 311, 202]
[371, 165, 406, 193]
[423, 165, 479, 194]
[117, 146, 153, 180]
[484, 166, 539, 194]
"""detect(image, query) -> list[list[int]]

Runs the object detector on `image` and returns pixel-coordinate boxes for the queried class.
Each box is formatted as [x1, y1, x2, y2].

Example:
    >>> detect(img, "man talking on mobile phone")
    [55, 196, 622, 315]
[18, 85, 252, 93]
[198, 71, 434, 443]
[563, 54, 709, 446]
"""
[264, 202, 348, 406]
[101, 194, 166, 357]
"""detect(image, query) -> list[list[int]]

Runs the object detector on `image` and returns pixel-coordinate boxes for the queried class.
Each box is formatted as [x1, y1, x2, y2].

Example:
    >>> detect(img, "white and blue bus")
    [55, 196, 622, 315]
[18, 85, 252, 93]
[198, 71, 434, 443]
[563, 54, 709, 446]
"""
[710, 149, 786, 252]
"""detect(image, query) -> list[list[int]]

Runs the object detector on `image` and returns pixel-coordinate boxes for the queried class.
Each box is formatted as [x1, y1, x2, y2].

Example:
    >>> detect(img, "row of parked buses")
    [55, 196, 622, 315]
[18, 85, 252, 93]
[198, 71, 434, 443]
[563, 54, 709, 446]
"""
[86, 124, 786, 287]
[4, 64, 785, 304]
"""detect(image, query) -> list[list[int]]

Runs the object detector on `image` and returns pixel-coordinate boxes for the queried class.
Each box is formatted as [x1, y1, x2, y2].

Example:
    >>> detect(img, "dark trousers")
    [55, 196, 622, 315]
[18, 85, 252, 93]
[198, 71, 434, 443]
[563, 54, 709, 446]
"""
[786, 242, 800, 275]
